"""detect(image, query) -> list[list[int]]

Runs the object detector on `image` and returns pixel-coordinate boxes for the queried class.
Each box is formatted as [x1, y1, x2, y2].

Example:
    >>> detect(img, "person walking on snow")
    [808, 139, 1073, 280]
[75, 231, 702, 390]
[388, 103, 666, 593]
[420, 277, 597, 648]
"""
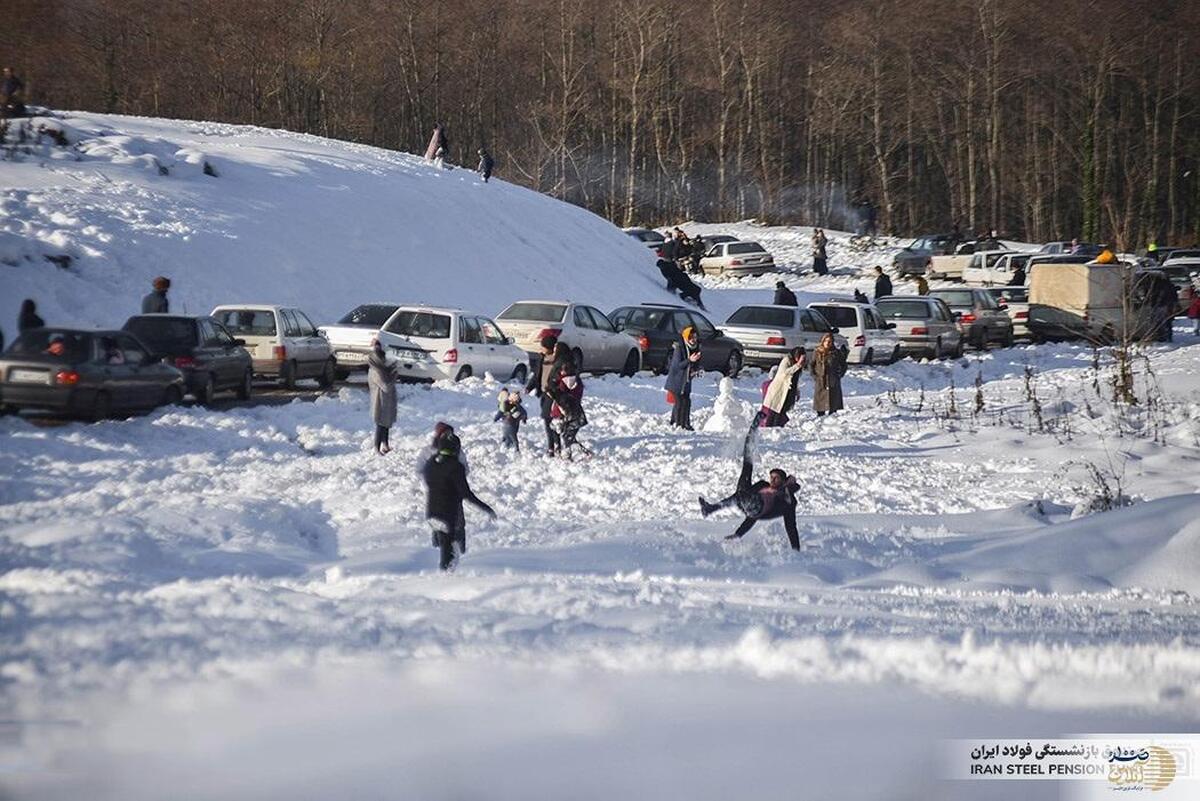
[872, 266, 892, 300]
[526, 336, 573, 456]
[812, 228, 829, 275]
[759, 348, 805, 427]
[494, 388, 528, 450]
[477, 148, 494, 182]
[665, 325, 702, 430]
[141, 276, 170, 313]
[550, 364, 588, 458]
[810, 333, 846, 416]
[773, 281, 798, 306]
[699, 421, 801, 550]
[422, 431, 495, 571]
[367, 339, 399, 455]
[18, 298, 44, 332]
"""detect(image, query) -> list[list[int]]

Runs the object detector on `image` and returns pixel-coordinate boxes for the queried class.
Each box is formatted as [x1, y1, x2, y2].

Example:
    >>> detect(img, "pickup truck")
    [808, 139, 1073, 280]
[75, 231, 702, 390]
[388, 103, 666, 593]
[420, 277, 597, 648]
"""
[927, 239, 1006, 280]
[962, 251, 1029, 286]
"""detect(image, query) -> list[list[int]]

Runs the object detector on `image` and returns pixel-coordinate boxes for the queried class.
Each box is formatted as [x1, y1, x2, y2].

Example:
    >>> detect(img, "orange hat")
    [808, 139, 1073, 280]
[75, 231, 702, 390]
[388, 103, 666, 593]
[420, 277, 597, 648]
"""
[682, 325, 696, 341]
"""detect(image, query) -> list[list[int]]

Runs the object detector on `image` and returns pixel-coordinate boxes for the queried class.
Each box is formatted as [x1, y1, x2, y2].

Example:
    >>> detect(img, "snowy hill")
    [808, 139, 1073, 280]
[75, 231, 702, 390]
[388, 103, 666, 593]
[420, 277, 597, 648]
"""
[0, 112, 661, 332]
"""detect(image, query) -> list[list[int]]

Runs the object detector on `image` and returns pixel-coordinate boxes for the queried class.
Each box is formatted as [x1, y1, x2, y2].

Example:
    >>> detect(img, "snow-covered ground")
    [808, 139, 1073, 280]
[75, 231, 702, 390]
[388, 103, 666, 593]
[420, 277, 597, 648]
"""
[3, 114, 1200, 800]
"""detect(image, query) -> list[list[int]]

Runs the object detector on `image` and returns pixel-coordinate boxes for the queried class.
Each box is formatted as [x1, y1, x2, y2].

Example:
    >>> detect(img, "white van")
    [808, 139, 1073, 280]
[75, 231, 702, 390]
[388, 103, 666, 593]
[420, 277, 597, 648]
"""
[211, 304, 335, 388]
[807, 301, 900, 365]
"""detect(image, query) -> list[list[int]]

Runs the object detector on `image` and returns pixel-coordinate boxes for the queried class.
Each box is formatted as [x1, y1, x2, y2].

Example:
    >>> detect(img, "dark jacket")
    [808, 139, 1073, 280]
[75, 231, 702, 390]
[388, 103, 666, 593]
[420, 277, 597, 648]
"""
[141, 290, 169, 314]
[664, 339, 700, 397]
[874, 274, 893, 300]
[773, 286, 798, 306]
[478, 152, 494, 177]
[526, 350, 572, 417]
[1009, 267, 1026, 286]
[18, 303, 44, 333]
[733, 476, 801, 549]
[422, 453, 493, 532]
[551, 375, 584, 420]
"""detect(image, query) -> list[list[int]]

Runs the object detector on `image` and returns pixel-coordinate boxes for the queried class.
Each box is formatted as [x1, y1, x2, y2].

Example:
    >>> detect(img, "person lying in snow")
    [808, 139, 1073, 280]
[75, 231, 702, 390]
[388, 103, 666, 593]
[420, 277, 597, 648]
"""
[699, 419, 801, 550]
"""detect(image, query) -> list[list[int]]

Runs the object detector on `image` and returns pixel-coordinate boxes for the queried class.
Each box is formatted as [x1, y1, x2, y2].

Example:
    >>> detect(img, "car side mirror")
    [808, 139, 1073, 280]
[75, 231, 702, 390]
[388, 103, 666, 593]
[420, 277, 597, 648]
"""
[887, 322, 897, 329]
[505, 336, 515, 345]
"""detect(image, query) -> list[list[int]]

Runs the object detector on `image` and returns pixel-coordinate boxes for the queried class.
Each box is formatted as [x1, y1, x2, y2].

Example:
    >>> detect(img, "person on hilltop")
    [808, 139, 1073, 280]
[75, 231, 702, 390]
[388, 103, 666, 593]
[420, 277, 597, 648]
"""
[773, 281, 798, 306]
[812, 228, 829, 275]
[421, 430, 495, 572]
[1, 67, 25, 118]
[699, 421, 801, 550]
[657, 258, 705, 309]
[664, 325, 702, 430]
[367, 338, 399, 455]
[425, 123, 448, 162]
[477, 148, 494, 182]
[526, 336, 573, 456]
[872, 266, 892, 300]
[141, 276, 170, 314]
[18, 298, 44, 333]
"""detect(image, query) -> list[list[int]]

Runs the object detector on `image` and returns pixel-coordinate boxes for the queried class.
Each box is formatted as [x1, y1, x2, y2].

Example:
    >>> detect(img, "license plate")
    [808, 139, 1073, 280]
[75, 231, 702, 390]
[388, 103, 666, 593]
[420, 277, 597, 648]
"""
[745, 350, 772, 358]
[336, 351, 366, 363]
[8, 368, 49, 384]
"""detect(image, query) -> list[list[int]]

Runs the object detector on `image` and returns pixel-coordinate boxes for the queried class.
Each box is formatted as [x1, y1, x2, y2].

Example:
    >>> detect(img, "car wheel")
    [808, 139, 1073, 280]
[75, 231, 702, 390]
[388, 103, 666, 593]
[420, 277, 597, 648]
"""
[511, 363, 528, 383]
[571, 348, 584, 373]
[318, 359, 336, 389]
[91, 391, 112, 422]
[724, 349, 743, 377]
[281, 360, 298, 390]
[334, 367, 351, 382]
[455, 365, 473, 382]
[198, 373, 217, 405]
[237, 369, 253, 400]
[619, 349, 639, 377]
[162, 385, 183, 407]
[864, 348, 874, 366]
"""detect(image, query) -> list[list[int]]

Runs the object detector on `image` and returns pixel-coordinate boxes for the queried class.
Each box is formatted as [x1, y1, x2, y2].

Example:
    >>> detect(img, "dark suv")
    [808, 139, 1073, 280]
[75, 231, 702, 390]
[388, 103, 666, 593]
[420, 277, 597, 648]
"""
[123, 315, 253, 404]
[608, 303, 743, 376]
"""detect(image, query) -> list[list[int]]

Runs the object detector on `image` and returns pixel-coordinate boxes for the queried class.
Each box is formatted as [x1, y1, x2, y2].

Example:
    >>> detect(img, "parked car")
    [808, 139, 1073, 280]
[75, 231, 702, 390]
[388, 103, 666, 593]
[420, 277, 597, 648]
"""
[697, 233, 738, 248]
[376, 306, 529, 382]
[496, 300, 641, 375]
[122, 314, 252, 403]
[807, 301, 900, 365]
[623, 227, 666, 251]
[609, 303, 742, 376]
[1155, 259, 1200, 313]
[721, 304, 848, 369]
[1038, 241, 1105, 256]
[0, 328, 185, 420]
[892, 234, 957, 276]
[1028, 260, 1158, 343]
[926, 288, 1014, 349]
[211, 305, 336, 389]
[319, 303, 401, 379]
[928, 241, 1010, 281]
[875, 296, 965, 359]
[1161, 248, 1200, 264]
[962, 251, 1031, 286]
[700, 241, 777, 277]
[984, 286, 1030, 340]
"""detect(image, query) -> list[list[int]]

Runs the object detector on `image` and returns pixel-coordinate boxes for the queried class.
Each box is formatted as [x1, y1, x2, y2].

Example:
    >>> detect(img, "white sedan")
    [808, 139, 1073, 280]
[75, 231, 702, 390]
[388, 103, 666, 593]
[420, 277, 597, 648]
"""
[700, 241, 777, 277]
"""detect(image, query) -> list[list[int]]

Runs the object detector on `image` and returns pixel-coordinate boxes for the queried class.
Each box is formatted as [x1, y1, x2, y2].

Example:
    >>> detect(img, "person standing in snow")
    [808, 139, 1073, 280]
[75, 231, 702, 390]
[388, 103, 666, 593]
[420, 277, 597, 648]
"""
[422, 431, 495, 571]
[141, 276, 170, 314]
[550, 364, 588, 458]
[759, 348, 805, 427]
[494, 388, 528, 450]
[525, 336, 572, 456]
[872, 266, 892, 300]
[1, 67, 25, 118]
[689, 236, 706, 274]
[699, 422, 801, 550]
[18, 298, 44, 332]
[425, 123, 448, 162]
[367, 339, 399, 455]
[664, 325, 702, 430]
[773, 281, 797, 306]
[915, 275, 930, 295]
[477, 148, 494, 182]
[809, 333, 846, 416]
[812, 228, 829, 275]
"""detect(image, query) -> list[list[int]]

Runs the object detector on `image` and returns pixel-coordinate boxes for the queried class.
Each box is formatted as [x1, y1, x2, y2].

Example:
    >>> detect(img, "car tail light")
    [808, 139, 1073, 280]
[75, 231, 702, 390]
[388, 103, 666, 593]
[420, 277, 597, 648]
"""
[961, 313, 977, 323]
[911, 327, 928, 335]
[536, 328, 562, 341]
[853, 335, 866, 347]
[638, 335, 650, 351]
[443, 348, 458, 364]
[174, 356, 196, 368]
[1015, 311, 1028, 320]
[55, 370, 80, 386]
[272, 345, 287, 361]
[765, 336, 785, 346]
[730, 259, 743, 266]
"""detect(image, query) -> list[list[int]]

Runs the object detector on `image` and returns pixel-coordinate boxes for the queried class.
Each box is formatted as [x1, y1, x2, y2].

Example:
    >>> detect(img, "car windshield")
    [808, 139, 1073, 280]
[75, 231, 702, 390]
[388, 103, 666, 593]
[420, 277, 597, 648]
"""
[213, 309, 277, 336]
[123, 317, 197, 350]
[726, 306, 794, 328]
[337, 304, 399, 327]
[809, 305, 859, 328]
[727, 242, 766, 255]
[7, 330, 91, 362]
[384, 311, 452, 339]
[498, 303, 568, 323]
[616, 308, 668, 330]
[931, 290, 975, 307]
[876, 300, 931, 320]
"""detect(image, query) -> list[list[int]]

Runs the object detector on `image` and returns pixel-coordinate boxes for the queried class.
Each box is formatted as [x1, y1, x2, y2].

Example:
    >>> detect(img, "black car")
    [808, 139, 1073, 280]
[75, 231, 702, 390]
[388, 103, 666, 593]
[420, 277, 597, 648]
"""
[123, 314, 252, 404]
[0, 328, 185, 420]
[609, 303, 743, 376]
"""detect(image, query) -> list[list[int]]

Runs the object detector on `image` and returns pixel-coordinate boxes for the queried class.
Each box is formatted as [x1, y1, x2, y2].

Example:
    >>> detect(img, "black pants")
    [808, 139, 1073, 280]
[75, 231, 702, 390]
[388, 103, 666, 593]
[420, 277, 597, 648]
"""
[541, 397, 560, 454]
[670, 386, 692, 428]
[435, 530, 466, 571]
[374, 424, 390, 451]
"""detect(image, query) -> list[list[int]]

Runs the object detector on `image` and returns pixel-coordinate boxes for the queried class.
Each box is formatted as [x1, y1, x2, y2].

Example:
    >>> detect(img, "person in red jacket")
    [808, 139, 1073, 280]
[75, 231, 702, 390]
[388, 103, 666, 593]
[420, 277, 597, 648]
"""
[551, 365, 589, 458]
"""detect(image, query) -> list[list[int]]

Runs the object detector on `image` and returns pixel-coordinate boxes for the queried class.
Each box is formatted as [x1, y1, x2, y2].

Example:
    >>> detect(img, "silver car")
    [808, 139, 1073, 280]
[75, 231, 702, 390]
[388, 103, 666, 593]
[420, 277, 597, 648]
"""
[722, 305, 847, 368]
[700, 241, 777, 277]
[928, 288, 1014, 349]
[875, 296, 965, 360]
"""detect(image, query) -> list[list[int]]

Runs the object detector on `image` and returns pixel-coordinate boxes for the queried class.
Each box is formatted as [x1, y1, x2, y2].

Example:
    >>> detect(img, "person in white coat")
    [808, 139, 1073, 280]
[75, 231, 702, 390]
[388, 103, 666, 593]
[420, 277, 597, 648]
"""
[758, 348, 805, 427]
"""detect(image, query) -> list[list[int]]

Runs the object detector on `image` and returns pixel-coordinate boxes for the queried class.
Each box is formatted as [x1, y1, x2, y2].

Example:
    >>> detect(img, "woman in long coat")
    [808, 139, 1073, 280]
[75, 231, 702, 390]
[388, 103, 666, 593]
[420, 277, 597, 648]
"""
[760, 348, 805, 426]
[809, 333, 846, 416]
[367, 339, 399, 454]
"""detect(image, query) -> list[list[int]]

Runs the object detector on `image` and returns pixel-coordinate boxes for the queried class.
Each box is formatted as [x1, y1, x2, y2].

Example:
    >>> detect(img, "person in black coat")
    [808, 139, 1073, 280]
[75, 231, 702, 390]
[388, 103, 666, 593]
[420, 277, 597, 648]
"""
[657, 259, 705, 309]
[525, 336, 573, 456]
[141, 276, 170, 313]
[18, 299, 44, 332]
[698, 421, 801, 550]
[873, 266, 893, 300]
[422, 431, 495, 571]
[477, 148, 494, 182]
[1009, 265, 1026, 286]
[773, 281, 798, 306]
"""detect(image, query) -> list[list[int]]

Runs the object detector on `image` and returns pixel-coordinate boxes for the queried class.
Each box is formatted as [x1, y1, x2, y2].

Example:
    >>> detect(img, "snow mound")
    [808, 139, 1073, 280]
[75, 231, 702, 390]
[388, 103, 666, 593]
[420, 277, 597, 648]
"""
[0, 112, 663, 332]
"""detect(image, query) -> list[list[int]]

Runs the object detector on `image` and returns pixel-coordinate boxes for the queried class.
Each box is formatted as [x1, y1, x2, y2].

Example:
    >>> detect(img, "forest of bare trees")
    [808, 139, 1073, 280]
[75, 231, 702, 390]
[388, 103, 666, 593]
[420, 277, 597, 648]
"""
[5, 0, 1199, 247]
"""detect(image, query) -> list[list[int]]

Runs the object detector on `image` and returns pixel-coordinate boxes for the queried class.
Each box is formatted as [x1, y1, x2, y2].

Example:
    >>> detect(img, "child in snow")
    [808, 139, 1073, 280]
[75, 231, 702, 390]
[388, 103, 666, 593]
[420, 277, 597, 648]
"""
[551, 366, 589, 459]
[421, 431, 495, 571]
[494, 388, 529, 450]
